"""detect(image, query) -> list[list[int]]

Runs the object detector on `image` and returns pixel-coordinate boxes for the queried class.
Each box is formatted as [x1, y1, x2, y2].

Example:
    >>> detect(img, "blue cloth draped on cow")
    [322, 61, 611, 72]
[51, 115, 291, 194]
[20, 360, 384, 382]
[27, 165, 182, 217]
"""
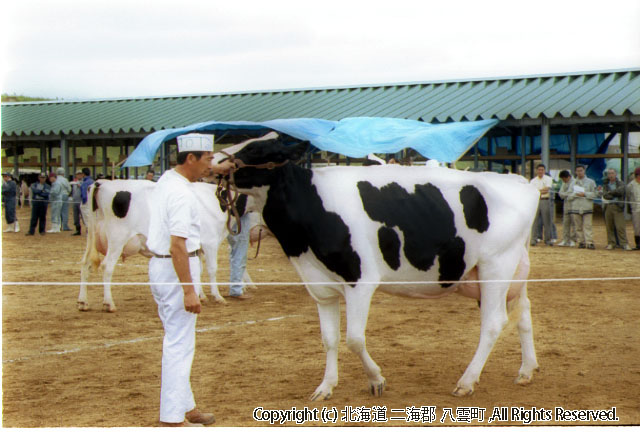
[122, 117, 499, 168]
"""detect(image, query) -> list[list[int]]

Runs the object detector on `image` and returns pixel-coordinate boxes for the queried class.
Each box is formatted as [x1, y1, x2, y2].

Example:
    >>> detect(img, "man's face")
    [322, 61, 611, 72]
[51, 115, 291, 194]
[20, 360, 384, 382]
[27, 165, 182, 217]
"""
[3, 175, 10, 182]
[194, 152, 214, 178]
[560, 176, 570, 183]
[607, 170, 617, 182]
[576, 167, 585, 178]
[76, 173, 84, 180]
[536, 166, 545, 178]
[38, 175, 46, 183]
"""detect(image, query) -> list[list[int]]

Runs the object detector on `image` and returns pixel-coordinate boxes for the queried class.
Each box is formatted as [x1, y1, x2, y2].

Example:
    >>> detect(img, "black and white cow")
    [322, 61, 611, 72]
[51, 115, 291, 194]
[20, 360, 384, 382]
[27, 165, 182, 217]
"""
[78, 179, 255, 312]
[215, 135, 540, 399]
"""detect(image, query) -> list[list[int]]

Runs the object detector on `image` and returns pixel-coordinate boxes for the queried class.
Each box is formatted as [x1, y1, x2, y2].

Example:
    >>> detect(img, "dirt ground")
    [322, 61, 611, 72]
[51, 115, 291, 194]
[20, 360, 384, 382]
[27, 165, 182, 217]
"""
[2, 206, 639, 427]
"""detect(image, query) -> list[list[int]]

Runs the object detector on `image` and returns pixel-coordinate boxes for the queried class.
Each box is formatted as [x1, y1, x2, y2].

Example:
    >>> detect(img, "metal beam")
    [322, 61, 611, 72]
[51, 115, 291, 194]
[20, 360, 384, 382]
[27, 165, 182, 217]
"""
[570, 125, 578, 171]
[520, 127, 526, 176]
[541, 116, 550, 169]
[60, 135, 69, 177]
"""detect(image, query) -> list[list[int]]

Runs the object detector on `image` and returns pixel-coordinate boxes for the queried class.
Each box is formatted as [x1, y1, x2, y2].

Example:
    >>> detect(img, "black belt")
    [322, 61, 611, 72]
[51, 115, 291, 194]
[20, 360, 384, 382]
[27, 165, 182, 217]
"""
[539, 198, 549, 200]
[153, 249, 202, 259]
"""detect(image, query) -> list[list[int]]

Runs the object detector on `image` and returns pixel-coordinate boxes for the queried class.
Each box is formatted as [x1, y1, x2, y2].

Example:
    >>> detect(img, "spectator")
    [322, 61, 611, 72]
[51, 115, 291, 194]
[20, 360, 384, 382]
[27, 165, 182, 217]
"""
[556, 170, 576, 247]
[56, 168, 72, 231]
[627, 167, 640, 250]
[79, 168, 94, 230]
[71, 170, 84, 235]
[146, 169, 156, 181]
[569, 165, 597, 249]
[226, 212, 252, 300]
[47, 172, 63, 233]
[26, 172, 51, 236]
[601, 168, 631, 250]
[529, 163, 554, 246]
[2, 173, 19, 232]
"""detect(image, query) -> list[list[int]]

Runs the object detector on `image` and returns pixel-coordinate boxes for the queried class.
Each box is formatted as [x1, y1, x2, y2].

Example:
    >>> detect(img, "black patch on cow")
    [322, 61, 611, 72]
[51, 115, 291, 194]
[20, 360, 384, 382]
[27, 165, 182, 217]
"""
[92, 182, 100, 212]
[262, 164, 362, 285]
[357, 181, 466, 287]
[112, 191, 132, 218]
[378, 226, 401, 270]
[459, 185, 490, 233]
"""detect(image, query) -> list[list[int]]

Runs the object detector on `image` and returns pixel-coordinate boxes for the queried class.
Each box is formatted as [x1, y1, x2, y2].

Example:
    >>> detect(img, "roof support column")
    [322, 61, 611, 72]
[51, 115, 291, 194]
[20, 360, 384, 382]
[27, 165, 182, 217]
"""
[160, 142, 167, 173]
[473, 143, 479, 169]
[13, 143, 20, 178]
[40, 143, 47, 174]
[72, 141, 78, 175]
[92, 143, 97, 178]
[520, 127, 527, 176]
[541, 116, 550, 170]
[102, 142, 107, 177]
[621, 122, 629, 184]
[60, 135, 69, 177]
[570, 126, 578, 171]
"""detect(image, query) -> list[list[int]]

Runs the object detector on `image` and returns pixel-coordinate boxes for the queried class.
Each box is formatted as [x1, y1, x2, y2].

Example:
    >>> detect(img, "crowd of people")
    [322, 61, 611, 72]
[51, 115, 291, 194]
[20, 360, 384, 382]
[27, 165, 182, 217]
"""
[530, 164, 640, 250]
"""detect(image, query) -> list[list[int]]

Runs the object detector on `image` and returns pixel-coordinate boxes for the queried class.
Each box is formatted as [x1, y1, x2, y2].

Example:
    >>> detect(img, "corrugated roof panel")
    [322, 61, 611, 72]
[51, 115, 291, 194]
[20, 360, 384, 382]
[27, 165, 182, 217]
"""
[3, 69, 639, 138]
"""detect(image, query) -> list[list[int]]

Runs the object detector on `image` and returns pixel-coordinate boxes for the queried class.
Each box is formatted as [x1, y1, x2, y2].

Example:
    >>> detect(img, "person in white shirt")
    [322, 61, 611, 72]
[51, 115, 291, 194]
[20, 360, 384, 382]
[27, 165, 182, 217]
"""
[529, 164, 554, 246]
[147, 133, 235, 427]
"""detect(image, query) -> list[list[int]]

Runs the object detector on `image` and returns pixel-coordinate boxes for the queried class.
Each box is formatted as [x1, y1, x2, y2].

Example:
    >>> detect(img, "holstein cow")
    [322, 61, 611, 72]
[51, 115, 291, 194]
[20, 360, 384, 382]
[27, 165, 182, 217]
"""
[77, 179, 255, 312]
[215, 136, 540, 399]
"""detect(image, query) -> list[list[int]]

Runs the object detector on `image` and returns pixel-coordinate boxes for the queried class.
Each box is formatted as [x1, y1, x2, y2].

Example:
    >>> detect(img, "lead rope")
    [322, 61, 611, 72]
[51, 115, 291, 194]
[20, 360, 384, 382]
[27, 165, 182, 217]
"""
[214, 149, 292, 238]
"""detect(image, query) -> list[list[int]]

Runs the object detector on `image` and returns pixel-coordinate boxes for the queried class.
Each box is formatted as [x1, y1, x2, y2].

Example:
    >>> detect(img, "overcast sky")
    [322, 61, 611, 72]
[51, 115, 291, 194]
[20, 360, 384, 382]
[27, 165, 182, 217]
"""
[2, 0, 639, 100]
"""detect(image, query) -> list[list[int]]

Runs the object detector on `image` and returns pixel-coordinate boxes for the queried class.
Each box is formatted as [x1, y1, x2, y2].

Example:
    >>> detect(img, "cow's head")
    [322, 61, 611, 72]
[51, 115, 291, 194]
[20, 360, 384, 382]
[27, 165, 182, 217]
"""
[214, 133, 309, 190]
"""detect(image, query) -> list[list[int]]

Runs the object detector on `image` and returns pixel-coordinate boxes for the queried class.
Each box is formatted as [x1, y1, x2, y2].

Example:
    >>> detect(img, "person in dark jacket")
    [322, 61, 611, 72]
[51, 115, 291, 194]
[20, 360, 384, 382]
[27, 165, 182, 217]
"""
[2, 173, 19, 232]
[26, 172, 51, 235]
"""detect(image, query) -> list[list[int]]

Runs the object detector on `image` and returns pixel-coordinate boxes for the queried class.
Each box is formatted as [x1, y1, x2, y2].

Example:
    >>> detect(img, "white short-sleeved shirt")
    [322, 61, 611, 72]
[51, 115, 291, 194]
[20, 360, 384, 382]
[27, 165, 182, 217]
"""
[147, 169, 201, 255]
[530, 174, 553, 199]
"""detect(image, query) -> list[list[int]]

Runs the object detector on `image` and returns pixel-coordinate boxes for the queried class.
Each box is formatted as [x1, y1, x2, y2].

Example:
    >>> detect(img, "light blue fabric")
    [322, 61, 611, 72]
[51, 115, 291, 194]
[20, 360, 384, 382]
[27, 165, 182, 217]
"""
[123, 117, 498, 167]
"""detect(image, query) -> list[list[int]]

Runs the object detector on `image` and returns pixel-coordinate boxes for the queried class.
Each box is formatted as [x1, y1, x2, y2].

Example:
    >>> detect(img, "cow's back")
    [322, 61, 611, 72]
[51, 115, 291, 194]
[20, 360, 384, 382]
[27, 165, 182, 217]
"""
[94, 180, 156, 238]
[306, 165, 538, 285]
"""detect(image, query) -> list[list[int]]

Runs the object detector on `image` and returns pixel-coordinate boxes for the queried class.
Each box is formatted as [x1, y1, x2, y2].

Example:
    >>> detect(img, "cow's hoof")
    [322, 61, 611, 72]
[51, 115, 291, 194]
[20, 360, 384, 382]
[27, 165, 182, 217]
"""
[452, 385, 474, 397]
[103, 303, 117, 313]
[515, 373, 534, 386]
[77, 301, 90, 312]
[369, 379, 386, 397]
[310, 385, 334, 401]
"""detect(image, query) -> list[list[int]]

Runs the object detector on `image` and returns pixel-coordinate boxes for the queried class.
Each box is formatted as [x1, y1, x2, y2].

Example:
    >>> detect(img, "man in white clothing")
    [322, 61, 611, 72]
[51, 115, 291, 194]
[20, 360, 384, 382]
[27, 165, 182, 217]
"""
[147, 133, 235, 427]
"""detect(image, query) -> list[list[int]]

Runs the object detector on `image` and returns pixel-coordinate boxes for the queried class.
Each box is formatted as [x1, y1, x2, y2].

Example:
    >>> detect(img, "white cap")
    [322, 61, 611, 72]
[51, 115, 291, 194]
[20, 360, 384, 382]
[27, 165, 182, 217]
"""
[177, 133, 214, 153]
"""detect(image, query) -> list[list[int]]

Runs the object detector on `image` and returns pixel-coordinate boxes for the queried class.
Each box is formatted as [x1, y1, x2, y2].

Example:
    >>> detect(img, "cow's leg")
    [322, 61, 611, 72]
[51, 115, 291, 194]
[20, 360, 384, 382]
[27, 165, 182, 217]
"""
[310, 296, 340, 401]
[453, 254, 517, 396]
[100, 248, 121, 312]
[78, 261, 91, 311]
[344, 284, 386, 397]
[200, 242, 225, 304]
[513, 251, 539, 385]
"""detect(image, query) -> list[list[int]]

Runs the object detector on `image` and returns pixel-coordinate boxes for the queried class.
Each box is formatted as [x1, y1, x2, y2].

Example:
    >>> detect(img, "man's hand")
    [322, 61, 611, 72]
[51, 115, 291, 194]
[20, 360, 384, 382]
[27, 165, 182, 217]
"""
[183, 287, 202, 314]
[170, 235, 202, 315]
[213, 160, 237, 176]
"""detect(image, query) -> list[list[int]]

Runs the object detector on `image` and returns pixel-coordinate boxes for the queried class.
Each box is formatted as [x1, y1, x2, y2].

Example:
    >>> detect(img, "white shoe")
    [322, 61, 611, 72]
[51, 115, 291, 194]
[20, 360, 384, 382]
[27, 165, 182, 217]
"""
[569, 241, 576, 247]
[14, 221, 19, 232]
[557, 240, 568, 247]
[605, 244, 614, 250]
[3, 227, 12, 232]
[623, 245, 632, 251]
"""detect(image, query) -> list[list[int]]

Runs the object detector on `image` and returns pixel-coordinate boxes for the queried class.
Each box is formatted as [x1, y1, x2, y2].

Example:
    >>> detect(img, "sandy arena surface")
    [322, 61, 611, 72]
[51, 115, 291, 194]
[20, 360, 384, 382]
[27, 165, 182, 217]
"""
[2, 206, 639, 427]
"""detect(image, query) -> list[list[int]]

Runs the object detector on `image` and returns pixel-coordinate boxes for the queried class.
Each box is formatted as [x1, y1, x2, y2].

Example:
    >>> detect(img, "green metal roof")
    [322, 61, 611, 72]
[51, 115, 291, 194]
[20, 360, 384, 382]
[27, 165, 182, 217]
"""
[2, 69, 639, 138]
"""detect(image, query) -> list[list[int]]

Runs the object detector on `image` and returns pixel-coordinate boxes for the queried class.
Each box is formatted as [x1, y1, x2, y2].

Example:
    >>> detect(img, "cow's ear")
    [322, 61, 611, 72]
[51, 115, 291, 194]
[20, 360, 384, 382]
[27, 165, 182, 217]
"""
[288, 140, 310, 161]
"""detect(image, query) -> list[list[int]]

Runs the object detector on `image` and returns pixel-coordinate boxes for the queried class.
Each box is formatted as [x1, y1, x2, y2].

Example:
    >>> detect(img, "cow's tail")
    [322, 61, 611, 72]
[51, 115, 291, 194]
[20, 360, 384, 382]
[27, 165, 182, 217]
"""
[81, 182, 102, 271]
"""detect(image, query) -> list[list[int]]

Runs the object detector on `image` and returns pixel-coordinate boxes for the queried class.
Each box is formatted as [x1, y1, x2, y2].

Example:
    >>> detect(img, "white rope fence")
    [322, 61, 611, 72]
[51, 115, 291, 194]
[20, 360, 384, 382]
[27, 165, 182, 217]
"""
[2, 276, 640, 287]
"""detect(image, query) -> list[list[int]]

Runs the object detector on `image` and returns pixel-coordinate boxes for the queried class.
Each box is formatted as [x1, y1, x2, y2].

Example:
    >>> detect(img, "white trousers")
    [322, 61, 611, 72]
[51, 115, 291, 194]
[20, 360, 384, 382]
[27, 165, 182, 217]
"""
[149, 256, 202, 423]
